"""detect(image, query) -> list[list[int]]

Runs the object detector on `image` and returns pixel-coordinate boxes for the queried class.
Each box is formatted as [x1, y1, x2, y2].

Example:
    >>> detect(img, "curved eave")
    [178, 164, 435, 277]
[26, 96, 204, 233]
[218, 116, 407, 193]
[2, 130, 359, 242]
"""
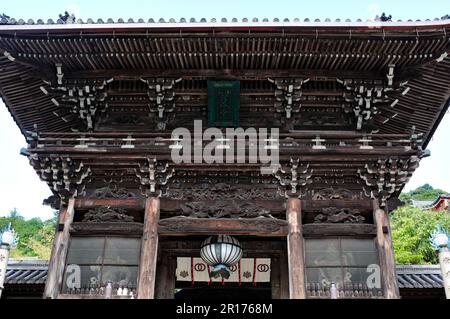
[0, 20, 450, 34]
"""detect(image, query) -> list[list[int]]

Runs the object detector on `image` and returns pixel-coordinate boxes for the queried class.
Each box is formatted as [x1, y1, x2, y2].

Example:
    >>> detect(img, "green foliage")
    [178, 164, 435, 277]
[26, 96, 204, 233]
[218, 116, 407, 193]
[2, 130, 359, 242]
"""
[399, 183, 448, 205]
[391, 205, 450, 265]
[0, 209, 56, 260]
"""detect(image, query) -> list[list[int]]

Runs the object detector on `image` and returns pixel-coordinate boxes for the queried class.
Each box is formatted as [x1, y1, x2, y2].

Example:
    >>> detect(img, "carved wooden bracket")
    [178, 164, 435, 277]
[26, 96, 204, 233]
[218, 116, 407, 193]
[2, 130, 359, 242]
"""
[135, 157, 174, 197]
[29, 154, 91, 205]
[337, 64, 409, 130]
[141, 77, 182, 123]
[357, 156, 420, 207]
[268, 78, 310, 119]
[273, 158, 313, 198]
[40, 63, 113, 130]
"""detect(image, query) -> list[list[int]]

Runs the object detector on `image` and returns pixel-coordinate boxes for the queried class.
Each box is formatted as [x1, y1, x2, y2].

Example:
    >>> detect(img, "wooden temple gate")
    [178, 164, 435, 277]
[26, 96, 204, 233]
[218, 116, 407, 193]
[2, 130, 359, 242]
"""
[42, 194, 400, 299]
[1, 17, 449, 299]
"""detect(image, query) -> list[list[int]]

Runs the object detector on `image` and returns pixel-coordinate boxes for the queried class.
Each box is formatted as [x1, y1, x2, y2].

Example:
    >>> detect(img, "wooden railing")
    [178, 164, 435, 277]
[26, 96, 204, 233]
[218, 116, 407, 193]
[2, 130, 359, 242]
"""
[306, 282, 383, 299]
[27, 131, 421, 153]
[59, 286, 137, 299]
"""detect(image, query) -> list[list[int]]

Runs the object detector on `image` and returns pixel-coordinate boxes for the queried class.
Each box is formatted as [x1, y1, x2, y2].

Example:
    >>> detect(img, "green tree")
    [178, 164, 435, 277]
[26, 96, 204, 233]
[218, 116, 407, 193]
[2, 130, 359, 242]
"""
[399, 183, 448, 205]
[0, 209, 56, 259]
[391, 206, 450, 264]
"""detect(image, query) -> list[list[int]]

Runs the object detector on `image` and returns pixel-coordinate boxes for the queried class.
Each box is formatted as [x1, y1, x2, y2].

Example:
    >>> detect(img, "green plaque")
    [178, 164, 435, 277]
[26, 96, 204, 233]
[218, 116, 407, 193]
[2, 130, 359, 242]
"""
[207, 81, 240, 128]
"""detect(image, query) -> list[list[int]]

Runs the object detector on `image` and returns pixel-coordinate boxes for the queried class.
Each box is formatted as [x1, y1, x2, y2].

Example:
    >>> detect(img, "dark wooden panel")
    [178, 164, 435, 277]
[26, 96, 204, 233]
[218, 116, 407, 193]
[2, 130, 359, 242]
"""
[302, 223, 377, 237]
[75, 198, 145, 210]
[70, 222, 143, 235]
[158, 217, 288, 237]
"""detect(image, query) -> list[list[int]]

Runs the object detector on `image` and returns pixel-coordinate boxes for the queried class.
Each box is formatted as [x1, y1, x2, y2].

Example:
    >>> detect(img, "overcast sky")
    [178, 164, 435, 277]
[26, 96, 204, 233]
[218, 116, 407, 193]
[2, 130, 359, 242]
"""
[0, 0, 449, 220]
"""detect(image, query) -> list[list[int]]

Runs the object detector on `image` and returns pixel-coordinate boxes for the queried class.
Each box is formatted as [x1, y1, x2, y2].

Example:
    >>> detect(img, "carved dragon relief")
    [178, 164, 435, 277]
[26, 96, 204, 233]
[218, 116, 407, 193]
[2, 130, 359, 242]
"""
[314, 207, 365, 224]
[90, 186, 138, 200]
[166, 183, 281, 200]
[179, 200, 274, 219]
[88, 171, 139, 199]
[310, 187, 358, 200]
[82, 206, 134, 223]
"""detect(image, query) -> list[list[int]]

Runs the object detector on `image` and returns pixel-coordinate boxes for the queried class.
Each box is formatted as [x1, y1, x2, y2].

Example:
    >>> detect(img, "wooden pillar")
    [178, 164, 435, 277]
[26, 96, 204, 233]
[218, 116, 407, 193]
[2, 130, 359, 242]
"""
[137, 197, 160, 299]
[155, 252, 176, 299]
[44, 198, 75, 299]
[373, 199, 400, 299]
[286, 197, 306, 299]
[271, 255, 281, 299]
[271, 247, 290, 299]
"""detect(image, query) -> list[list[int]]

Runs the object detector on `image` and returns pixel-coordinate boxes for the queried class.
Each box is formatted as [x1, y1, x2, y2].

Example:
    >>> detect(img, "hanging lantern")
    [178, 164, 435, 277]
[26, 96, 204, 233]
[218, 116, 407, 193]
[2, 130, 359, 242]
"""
[200, 235, 243, 279]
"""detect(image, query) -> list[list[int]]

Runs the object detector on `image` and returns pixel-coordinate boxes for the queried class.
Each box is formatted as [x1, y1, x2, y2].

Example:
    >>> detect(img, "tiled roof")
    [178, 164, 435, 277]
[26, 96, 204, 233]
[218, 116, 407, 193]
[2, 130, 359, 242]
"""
[396, 265, 443, 289]
[4, 261, 444, 289]
[5, 260, 48, 285]
[0, 16, 450, 26]
[412, 195, 450, 210]
[411, 200, 436, 209]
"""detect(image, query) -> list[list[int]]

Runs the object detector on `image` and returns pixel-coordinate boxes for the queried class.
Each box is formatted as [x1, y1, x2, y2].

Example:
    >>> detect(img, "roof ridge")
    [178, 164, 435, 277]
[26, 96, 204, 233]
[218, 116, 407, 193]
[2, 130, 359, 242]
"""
[1, 16, 450, 26]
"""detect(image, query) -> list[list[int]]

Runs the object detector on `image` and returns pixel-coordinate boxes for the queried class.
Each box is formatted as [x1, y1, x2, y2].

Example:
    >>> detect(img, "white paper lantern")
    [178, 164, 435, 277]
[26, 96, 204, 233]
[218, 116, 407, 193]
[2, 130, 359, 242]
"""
[200, 235, 243, 279]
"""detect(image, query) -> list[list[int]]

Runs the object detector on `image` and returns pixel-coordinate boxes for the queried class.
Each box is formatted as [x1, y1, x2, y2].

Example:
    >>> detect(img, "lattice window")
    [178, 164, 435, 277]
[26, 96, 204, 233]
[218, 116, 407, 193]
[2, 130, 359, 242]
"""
[305, 238, 382, 298]
[62, 237, 140, 293]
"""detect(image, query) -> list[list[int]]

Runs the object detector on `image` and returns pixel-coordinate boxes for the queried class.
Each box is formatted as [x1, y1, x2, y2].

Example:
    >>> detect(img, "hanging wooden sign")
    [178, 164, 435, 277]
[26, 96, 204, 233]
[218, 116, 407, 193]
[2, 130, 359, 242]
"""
[207, 81, 240, 128]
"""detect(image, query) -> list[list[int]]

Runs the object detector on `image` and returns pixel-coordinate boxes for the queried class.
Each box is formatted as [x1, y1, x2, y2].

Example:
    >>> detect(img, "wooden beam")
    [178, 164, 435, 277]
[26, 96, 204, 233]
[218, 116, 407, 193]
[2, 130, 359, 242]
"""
[44, 198, 75, 299]
[301, 199, 373, 213]
[75, 198, 145, 210]
[286, 197, 306, 299]
[137, 197, 160, 299]
[70, 222, 143, 236]
[303, 223, 377, 237]
[373, 199, 400, 299]
[158, 217, 288, 237]
[65, 68, 388, 81]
